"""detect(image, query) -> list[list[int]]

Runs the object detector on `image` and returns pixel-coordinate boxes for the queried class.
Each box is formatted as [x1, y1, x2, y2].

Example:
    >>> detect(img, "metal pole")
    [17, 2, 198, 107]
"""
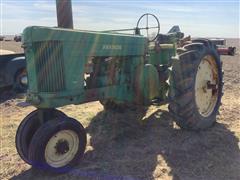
[56, 0, 74, 29]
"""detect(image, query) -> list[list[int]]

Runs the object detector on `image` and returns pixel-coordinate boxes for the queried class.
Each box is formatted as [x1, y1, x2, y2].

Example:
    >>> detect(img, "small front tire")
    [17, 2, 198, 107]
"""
[15, 109, 66, 164]
[28, 117, 86, 172]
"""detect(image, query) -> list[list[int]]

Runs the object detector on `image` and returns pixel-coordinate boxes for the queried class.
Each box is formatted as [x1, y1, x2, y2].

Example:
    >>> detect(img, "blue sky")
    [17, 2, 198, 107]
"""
[0, 0, 239, 38]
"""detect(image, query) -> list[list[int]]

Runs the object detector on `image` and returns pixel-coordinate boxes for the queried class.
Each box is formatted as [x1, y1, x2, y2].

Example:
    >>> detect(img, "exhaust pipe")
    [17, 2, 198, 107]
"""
[56, 0, 73, 29]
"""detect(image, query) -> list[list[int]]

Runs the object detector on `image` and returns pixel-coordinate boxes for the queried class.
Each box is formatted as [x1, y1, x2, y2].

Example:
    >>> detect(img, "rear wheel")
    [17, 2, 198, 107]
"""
[28, 117, 86, 172]
[169, 40, 223, 130]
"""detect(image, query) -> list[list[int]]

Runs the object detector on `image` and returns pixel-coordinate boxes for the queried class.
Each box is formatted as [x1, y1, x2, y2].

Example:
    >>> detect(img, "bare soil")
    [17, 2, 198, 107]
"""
[0, 39, 239, 180]
[0, 41, 23, 54]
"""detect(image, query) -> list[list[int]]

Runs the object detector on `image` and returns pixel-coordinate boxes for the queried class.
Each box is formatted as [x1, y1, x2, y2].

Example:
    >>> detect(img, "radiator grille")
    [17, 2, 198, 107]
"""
[34, 41, 65, 92]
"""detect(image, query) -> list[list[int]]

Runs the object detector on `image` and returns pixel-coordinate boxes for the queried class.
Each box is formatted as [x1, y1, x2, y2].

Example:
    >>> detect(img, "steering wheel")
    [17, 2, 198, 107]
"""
[136, 13, 160, 42]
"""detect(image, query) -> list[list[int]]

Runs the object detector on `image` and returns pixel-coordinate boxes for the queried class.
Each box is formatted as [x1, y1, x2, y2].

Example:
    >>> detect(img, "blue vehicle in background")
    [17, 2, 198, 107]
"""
[0, 52, 27, 92]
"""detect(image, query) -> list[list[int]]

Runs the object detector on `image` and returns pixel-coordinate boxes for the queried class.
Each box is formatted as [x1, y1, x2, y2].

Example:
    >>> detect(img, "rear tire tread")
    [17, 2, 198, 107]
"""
[169, 39, 223, 130]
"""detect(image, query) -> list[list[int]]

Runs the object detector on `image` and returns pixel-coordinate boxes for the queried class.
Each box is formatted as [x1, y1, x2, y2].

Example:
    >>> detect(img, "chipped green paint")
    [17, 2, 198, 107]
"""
[23, 26, 176, 108]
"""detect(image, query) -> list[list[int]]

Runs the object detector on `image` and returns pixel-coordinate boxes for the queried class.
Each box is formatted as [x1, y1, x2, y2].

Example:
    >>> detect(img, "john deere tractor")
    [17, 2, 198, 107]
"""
[15, 0, 223, 172]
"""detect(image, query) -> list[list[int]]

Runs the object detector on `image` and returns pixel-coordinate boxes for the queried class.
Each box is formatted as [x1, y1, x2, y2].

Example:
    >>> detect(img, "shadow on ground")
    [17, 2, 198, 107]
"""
[12, 107, 240, 180]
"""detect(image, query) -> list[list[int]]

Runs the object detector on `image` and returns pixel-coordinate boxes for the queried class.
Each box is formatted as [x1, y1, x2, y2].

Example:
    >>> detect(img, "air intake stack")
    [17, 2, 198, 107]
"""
[56, 0, 74, 29]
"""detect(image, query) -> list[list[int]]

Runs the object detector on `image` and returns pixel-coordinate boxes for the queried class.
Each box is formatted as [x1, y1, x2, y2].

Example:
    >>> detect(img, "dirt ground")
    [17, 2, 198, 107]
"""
[0, 41, 23, 54]
[0, 39, 239, 180]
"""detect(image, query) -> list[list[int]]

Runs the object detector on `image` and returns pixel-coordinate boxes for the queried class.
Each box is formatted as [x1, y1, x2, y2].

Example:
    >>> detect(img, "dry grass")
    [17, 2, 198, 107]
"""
[0, 39, 239, 180]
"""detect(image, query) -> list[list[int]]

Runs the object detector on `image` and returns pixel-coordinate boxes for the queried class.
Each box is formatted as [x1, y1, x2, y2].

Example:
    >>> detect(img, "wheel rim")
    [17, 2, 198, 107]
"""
[45, 130, 79, 168]
[195, 55, 219, 117]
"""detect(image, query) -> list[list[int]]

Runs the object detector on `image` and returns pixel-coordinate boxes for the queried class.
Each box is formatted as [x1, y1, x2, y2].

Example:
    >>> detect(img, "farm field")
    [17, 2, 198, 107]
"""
[0, 39, 239, 180]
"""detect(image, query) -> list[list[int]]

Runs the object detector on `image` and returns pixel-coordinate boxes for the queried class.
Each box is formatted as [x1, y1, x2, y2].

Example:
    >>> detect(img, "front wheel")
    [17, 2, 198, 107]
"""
[169, 40, 223, 130]
[28, 117, 86, 172]
[15, 109, 66, 164]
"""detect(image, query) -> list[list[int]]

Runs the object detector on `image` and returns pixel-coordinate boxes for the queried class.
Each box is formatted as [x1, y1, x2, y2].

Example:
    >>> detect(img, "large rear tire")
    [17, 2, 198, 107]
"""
[169, 39, 223, 130]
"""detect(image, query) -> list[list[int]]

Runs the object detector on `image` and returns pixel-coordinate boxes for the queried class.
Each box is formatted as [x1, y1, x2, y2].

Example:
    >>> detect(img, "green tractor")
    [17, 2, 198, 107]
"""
[16, 1, 223, 172]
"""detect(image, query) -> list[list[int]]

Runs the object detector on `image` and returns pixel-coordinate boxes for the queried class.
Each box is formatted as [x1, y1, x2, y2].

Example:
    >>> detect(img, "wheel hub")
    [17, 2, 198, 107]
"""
[207, 81, 218, 95]
[55, 139, 69, 155]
